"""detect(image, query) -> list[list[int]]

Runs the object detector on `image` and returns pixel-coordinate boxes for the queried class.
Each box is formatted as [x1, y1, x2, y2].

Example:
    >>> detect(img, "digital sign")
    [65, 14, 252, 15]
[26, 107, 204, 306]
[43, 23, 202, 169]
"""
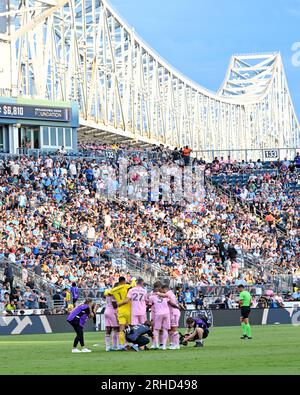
[0, 103, 71, 122]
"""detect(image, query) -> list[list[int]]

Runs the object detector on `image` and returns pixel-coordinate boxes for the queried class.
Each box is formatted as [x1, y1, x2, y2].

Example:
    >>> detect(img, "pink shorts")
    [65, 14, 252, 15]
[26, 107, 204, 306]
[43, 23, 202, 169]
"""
[154, 314, 170, 330]
[170, 312, 180, 327]
[131, 314, 147, 325]
[104, 311, 119, 328]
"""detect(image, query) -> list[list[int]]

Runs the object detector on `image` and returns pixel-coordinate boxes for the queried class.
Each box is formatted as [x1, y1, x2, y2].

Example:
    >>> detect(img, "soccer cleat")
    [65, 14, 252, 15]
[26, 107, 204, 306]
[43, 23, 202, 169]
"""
[150, 345, 159, 350]
[194, 342, 204, 347]
[247, 337, 252, 340]
[105, 347, 111, 352]
[240, 335, 248, 339]
[109, 346, 118, 351]
[81, 348, 92, 353]
[72, 348, 81, 353]
[131, 344, 140, 352]
[118, 345, 127, 351]
[168, 345, 180, 350]
[159, 345, 167, 350]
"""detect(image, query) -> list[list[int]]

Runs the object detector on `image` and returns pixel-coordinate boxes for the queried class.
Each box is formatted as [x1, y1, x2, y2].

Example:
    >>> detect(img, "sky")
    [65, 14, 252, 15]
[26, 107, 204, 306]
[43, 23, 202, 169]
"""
[109, 0, 300, 117]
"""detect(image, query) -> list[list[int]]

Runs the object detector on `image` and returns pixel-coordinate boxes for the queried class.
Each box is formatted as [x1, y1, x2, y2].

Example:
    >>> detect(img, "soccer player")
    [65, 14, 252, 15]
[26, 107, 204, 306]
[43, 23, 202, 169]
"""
[125, 320, 154, 351]
[67, 298, 94, 353]
[182, 315, 211, 347]
[103, 290, 119, 351]
[149, 287, 177, 350]
[119, 278, 148, 325]
[105, 276, 136, 350]
[161, 284, 181, 350]
[238, 284, 252, 339]
[148, 281, 162, 323]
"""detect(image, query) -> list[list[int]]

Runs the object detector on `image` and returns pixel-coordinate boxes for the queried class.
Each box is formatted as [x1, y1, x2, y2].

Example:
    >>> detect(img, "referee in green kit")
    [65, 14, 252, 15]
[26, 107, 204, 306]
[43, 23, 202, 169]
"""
[238, 284, 252, 340]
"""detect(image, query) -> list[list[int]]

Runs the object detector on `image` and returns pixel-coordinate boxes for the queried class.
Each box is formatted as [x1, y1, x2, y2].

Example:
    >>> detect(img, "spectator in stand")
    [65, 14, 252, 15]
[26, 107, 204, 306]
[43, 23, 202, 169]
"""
[291, 289, 300, 301]
[5, 300, 16, 314]
[182, 146, 192, 166]
[26, 289, 39, 309]
[4, 262, 14, 293]
[71, 282, 79, 306]
[38, 293, 48, 309]
[62, 288, 72, 308]
[265, 212, 276, 230]
[0, 149, 298, 302]
[194, 291, 204, 310]
[53, 289, 63, 307]
[183, 288, 193, 304]
[224, 294, 234, 309]
[294, 152, 300, 168]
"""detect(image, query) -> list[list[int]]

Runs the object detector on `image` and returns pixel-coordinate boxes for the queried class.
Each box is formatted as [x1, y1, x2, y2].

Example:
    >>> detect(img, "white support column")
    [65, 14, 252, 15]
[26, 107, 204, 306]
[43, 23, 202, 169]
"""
[8, 124, 19, 154]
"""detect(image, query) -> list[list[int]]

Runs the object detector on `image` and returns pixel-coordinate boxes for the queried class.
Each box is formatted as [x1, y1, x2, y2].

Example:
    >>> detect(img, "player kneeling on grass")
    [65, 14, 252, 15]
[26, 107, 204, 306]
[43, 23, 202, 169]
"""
[67, 298, 95, 353]
[124, 320, 154, 352]
[181, 315, 211, 348]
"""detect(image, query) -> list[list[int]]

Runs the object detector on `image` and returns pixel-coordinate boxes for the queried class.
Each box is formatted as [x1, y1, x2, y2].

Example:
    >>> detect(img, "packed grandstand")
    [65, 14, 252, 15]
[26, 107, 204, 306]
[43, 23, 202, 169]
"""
[0, 144, 299, 315]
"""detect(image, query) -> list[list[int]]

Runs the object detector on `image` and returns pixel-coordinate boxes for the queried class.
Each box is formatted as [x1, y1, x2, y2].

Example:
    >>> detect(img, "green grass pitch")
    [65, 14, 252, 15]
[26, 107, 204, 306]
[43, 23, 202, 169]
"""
[1, 325, 300, 375]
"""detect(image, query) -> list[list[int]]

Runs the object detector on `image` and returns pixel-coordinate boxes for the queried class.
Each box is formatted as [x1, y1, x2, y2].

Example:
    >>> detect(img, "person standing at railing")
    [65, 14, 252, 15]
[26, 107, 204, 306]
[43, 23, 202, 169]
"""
[63, 288, 71, 309]
[71, 282, 79, 306]
[4, 262, 14, 295]
[182, 146, 192, 166]
[265, 212, 276, 231]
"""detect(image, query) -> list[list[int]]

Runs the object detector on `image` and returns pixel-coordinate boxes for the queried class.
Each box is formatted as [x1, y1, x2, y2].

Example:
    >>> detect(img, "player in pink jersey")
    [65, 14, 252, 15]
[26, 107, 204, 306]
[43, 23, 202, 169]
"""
[148, 287, 178, 350]
[119, 278, 148, 325]
[103, 292, 119, 351]
[148, 281, 162, 323]
[162, 284, 181, 350]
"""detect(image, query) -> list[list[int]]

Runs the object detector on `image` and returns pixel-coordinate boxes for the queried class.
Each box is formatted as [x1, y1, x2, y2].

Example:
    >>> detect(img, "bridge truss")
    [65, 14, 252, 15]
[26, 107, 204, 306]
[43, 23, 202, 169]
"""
[0, 0, 299, 151]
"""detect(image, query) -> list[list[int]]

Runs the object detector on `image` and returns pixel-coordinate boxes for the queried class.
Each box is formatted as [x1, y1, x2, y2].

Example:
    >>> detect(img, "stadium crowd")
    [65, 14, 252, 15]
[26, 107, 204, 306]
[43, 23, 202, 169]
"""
[0, 147, 299, 315]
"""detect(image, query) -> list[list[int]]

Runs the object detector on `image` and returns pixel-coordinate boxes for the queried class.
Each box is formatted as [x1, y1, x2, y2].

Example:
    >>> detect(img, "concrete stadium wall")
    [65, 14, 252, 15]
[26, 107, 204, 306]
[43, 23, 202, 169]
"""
[1, 308, 300, 335]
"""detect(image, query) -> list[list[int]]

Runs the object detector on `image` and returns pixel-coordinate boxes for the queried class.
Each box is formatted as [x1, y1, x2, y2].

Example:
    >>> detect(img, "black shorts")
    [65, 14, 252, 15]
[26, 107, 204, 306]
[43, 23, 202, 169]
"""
[194, 328, 209, 340]
[241, 306, 251, 319]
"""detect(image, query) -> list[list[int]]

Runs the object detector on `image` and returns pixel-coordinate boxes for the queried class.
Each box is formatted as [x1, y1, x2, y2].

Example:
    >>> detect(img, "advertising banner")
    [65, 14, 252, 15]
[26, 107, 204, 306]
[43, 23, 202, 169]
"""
[180, 308, 265, 327]
[0, 103, 71, 122]
[0, 315, 95, 335]
[1, 308, 300, 335]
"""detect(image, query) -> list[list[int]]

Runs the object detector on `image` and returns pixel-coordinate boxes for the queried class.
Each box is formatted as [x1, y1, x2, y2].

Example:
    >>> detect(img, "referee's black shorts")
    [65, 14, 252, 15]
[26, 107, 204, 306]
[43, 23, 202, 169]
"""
[241, 306, 251, 319]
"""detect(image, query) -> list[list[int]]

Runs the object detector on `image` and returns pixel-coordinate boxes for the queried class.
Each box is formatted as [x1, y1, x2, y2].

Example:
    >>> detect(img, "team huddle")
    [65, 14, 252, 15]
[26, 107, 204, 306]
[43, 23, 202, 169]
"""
[102, 277, 210, 351]
[66, 280, 252, 353]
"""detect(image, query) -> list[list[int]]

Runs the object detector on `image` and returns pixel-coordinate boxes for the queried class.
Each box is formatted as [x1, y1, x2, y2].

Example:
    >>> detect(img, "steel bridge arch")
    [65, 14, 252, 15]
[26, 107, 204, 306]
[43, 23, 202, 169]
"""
[0, 0, 299, 151]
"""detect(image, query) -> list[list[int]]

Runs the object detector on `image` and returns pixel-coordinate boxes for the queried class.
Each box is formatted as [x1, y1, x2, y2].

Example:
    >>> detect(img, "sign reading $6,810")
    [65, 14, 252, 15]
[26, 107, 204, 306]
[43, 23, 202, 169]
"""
[0, 103, 70, 122]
